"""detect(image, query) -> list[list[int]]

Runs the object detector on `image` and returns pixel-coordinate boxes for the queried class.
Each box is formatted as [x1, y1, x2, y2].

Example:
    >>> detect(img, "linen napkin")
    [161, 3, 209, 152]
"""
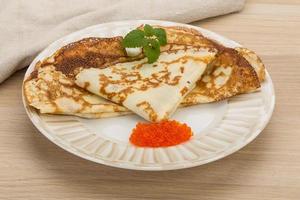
[0, 0, 245, 83]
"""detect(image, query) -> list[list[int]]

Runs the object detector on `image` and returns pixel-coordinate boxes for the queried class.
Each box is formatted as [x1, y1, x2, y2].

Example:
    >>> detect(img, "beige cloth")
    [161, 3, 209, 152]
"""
[0, 0, 245, 83]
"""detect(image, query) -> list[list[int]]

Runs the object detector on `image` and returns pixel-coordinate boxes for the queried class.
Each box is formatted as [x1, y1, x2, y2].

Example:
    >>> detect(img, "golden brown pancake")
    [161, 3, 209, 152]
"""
[75, 46, 217, 122]
[24, 26, 265, 118]
[24, 63, 129, 116]
[24, 37, 133, 117]
[181, 47, 261, 105]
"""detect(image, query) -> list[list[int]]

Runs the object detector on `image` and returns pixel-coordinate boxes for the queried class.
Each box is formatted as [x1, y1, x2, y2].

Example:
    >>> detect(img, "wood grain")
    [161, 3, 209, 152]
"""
[1, 0, 300, 199]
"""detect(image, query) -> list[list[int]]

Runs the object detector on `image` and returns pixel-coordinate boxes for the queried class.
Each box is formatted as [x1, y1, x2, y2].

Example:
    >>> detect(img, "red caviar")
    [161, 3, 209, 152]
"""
[130, 120, 193, 147]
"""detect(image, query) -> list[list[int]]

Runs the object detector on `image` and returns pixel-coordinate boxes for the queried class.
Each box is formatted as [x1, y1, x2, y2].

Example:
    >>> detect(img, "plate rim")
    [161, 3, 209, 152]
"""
[22, 19, 275, 171]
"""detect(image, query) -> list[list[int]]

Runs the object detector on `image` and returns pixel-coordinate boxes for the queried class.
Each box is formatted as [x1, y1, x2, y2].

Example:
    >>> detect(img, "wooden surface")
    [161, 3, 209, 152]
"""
[1, 0, 300, 199]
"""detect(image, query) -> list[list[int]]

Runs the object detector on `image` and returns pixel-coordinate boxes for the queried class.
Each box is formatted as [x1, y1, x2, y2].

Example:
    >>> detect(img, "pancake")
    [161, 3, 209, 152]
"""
[24, 63, 128, 116]
[162, 26, 265, 82]
[24, 37, 133, 117]
[181, 47, 261, 105]
[157, 26, 262, 105]
[24, 26, 265, 119]
[75, 47, 217, 122]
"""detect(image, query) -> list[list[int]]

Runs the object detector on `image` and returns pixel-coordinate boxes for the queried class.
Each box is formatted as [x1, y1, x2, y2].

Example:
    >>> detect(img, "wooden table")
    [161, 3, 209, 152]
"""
[1, 0, 300, 199]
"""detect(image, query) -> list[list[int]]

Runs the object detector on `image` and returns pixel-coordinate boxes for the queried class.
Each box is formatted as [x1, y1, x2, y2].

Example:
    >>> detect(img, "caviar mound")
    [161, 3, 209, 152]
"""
[130, 120, 193, 147]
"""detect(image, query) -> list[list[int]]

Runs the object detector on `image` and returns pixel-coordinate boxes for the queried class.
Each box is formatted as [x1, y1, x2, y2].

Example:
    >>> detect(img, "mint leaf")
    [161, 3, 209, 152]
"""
[144, 39, 160, 64]
[144, 24, 154, 36]
[153, 28, 167, 45]
[122, 24, 167, 63]
[122, 29, 145, 48]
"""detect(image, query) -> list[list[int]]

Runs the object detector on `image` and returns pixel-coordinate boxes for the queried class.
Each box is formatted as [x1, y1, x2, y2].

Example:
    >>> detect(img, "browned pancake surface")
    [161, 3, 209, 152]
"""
[24, 26, 265, 118]
[182, 47, 261, 105]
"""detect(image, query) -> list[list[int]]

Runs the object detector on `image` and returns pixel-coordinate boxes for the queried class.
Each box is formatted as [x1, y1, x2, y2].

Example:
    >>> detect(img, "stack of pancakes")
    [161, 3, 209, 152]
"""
[24, 26, 265, 122]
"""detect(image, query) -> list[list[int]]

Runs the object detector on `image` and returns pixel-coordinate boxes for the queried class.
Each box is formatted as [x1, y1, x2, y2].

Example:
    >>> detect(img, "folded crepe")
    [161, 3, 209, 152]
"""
[181, 47, 261, 105]
[24, 26, 265, 119]
[75, 46, 217, 121]
[23, 37, 134, 118]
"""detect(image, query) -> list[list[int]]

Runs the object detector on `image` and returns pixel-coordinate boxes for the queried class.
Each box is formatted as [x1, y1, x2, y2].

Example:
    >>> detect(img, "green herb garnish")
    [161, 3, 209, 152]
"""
[122, 24, 167, 64]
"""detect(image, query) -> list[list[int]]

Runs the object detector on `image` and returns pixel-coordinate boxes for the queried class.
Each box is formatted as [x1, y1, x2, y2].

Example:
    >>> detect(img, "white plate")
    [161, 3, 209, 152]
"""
[22, 20, 275, 171]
